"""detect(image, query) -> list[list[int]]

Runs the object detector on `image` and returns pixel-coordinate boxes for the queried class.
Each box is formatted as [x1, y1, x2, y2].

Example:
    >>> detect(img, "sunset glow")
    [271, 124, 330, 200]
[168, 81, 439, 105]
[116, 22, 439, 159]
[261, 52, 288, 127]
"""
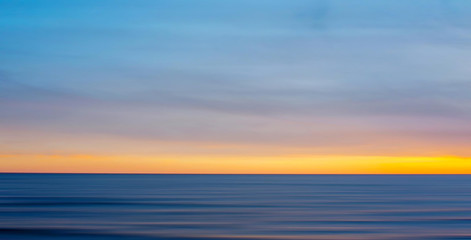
[2, 0, 471, 174]
[2, 154, 471, 174]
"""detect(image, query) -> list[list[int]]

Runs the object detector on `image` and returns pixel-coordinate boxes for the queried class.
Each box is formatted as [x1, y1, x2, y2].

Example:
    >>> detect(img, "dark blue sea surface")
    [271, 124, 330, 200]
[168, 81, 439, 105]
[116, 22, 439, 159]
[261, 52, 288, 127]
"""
[1, 174, 471, 240]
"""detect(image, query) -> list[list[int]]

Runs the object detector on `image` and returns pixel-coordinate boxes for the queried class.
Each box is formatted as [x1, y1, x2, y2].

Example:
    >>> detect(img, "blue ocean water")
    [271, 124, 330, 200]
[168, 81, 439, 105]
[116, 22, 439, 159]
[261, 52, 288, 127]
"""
[1, 174, 471, 240]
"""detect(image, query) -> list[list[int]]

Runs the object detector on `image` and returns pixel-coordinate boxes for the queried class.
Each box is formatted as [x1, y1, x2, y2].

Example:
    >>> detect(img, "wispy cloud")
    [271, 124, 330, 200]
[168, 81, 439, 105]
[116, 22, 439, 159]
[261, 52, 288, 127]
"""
[1, 0, 471, 160]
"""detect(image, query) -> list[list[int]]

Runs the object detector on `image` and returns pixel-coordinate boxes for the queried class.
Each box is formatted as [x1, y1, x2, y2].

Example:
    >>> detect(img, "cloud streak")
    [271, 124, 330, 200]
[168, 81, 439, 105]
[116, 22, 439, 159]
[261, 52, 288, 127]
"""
[1, 0, 471, 161]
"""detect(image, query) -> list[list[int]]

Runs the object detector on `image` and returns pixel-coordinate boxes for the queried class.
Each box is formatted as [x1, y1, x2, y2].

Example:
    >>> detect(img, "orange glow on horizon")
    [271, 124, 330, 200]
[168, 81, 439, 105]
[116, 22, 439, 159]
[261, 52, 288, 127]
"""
[1, 154, 471, 174]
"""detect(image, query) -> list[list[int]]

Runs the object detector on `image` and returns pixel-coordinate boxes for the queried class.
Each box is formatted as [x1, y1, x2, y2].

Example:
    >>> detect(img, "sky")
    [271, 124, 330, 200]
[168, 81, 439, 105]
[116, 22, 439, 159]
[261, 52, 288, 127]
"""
[1, 0, 471, 173]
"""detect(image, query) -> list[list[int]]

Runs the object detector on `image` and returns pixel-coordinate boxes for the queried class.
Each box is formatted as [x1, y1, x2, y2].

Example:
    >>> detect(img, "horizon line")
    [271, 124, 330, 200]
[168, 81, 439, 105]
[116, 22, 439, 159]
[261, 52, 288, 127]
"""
[2, 172, 471, 175]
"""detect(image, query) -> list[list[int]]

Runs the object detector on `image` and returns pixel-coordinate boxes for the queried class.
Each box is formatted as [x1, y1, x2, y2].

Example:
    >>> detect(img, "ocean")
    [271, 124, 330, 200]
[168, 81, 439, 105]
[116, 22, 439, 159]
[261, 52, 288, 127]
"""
[1, 174, 471, 239]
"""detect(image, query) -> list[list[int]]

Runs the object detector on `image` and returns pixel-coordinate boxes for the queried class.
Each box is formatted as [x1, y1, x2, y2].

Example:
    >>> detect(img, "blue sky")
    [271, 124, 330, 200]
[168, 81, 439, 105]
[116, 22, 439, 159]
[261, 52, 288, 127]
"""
[2, 0, 471, 158]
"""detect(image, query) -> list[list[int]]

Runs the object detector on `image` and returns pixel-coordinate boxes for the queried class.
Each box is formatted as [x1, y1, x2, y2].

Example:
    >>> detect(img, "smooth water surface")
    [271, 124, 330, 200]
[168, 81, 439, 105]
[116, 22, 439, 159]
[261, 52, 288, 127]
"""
[1, 174, 471, 239]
